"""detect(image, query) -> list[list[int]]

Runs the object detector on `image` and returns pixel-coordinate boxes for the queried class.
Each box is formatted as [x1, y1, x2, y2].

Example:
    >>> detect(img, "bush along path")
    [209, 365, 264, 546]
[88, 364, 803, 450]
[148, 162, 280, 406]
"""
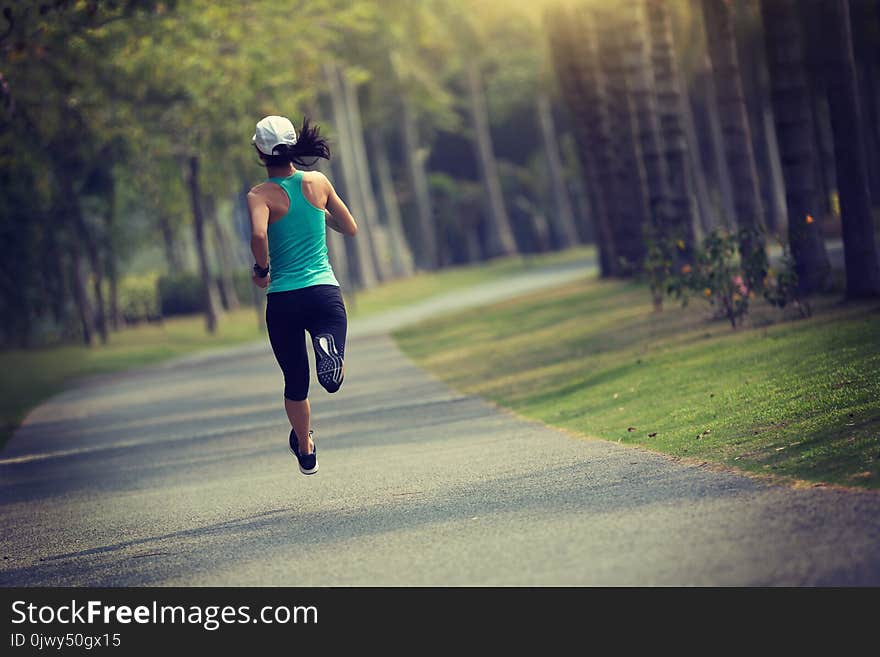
[395, 276, 880, 490]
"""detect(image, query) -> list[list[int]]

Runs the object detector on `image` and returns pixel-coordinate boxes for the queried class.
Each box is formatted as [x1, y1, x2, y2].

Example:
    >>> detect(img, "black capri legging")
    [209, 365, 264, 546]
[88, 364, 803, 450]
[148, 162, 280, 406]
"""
[265, 284, 348, 401]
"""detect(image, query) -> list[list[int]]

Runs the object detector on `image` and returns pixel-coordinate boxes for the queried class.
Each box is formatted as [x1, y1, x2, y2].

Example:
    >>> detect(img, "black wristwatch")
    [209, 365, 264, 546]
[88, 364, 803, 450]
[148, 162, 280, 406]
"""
[253, 262, 270, 278]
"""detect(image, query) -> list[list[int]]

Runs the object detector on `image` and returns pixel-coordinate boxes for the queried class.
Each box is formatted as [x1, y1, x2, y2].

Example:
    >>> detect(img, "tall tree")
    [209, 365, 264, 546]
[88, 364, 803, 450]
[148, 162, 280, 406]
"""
[545, 3, 618, 276]
[815, 0, 880, 298]
[186, 156, 222, 333]
[464, 57, 519, 258]
[398, 89, 439, 270]
[536, 93, 580, 249]
[701, 0, 767, 268]
[324, 62, 378, 290]
[849, 0, 880, 206]
[341, 69, 391, 282]
[734, 0, 788, 234]
[620, 2, 671, 238]
[205, 197, 240, 311]
[645, 0, 699, 250]
[595, 2, 650, 271]
[760, 0, 832, 294]
[370, 129, 415, 277]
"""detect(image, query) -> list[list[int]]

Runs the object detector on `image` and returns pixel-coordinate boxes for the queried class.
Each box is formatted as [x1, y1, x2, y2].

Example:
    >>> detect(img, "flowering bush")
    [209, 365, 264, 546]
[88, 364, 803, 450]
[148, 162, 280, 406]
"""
[644, 227, 807, 329]
[683, 230, 754, 328]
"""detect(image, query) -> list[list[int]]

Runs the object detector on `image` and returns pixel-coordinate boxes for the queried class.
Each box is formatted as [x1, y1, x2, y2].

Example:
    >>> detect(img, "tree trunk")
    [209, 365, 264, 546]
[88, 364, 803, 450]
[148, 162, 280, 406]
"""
[207, 201, 240, 311]
[694, 64, 736, 232]
[186, 155, 221, 333]
[536, 93, 579, 249]
[159, 213, 183, 272]
[646, 0, 699, 249]
[314, 158, 351, 294]
[817, 0, 880, 298]
[399, 93, 438, 270]
[370, 129, 415, 277]
[810, 94, 837, 220]
[560, 134, 596, 244]
[701, 0, 767, 265]
[323, 62, 377, 290]
[235, 185, 267, 334]
[736, 3, 789, 235]
[69, 247, 94, 347]
[761, 102, 789, 235]
[465, 58, 518, 259]
[103, 181, 123, 331]
[60, 173, 108, 344]
[545, 4, 618, 276]
[620, 1, 672, 234]
[341, 70, 390, 282]
[760, 0, 832, 294]
[850, 0, 880, 206]
[595, 3, 650, 271]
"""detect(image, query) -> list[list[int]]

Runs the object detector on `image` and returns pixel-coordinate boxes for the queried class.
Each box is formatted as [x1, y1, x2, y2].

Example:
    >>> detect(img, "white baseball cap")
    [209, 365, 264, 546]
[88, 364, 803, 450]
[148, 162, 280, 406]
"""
[252, 115, 298, 155]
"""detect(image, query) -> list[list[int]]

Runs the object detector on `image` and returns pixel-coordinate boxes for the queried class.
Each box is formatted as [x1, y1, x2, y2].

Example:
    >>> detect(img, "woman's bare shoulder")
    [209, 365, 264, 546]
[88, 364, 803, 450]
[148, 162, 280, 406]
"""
[301, 170, 330, 185]
[248, 181, 274, 196]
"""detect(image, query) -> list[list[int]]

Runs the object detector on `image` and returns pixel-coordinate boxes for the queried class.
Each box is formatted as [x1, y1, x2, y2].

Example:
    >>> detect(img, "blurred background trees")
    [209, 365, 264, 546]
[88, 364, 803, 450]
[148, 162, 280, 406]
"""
[2, 0, 878, 348]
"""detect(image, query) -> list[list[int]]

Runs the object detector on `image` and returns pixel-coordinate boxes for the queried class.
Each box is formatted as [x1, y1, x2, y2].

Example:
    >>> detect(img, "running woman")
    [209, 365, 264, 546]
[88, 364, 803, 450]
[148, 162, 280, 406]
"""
[247, 115, 358, 475]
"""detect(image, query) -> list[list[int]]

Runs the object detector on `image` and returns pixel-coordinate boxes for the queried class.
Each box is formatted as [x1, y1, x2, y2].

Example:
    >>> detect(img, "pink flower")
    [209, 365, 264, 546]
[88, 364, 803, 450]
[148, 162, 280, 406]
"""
[731, 275, 748, 296]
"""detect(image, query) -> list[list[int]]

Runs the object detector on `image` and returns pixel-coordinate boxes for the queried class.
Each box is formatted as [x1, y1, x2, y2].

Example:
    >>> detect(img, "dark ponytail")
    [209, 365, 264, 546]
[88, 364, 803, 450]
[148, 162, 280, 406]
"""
[256, 116, 331, 168]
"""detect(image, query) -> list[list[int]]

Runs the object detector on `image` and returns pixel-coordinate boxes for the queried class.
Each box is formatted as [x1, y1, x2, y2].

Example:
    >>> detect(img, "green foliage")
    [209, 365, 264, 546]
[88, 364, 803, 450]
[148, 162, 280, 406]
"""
[1, 0, 581, 347]
[157, 272, 204, 316]
[762, 239, 811, 318]
[118, 273, 161, 323]
[646, 227, 807, 329]
[682, 229, 755, 328]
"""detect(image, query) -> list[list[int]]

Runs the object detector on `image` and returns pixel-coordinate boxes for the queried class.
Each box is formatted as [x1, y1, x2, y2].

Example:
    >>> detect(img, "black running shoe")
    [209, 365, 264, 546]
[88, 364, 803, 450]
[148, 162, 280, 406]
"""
[288, 428, 319, 475]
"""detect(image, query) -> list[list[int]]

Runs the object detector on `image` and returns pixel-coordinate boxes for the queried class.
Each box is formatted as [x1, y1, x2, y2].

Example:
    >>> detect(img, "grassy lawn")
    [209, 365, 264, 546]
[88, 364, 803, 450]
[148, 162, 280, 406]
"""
[345, 245, 594, 317]
[0, 246, 594, 450]
[395, 276, 880, 490]
[0, 307, 265, 449]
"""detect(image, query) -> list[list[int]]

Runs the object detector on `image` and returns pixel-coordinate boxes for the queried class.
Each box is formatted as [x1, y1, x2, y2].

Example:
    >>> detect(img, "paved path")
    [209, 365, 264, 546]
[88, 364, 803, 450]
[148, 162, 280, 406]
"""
[1, 255, 878, 586]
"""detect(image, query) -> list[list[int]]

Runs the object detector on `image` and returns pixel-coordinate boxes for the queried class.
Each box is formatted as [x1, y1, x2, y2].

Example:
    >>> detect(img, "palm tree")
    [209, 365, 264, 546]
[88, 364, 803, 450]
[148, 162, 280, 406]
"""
[760, 0, 832, 294]
[645, 0, 699, 250]
[464, 57, 519, 258]
[536, 92, 580, 249]
[545, 3, 618, 276]
[620, 2, 671, 235]
[341, 71, 391, 283]
[701, 0, 767, 269]
[594, 2, 650, 271]
[814, 0, 880, 298]
[324, 61, 378, 289]
[370, 128, 416, 278]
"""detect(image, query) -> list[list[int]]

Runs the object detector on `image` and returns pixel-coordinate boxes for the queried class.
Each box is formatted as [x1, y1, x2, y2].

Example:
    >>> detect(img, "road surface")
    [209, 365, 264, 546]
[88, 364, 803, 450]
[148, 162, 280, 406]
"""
[2, 255, 878, 585]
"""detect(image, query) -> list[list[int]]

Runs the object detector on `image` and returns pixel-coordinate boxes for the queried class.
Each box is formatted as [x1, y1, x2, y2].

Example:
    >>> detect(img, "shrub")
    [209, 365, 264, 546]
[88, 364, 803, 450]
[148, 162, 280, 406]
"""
[761, 239, 811, 319]
[683, 230, 754, 328]
[646, 227, 806, 329]
[118, 273, 161, 323]
[157, 272, 204, 316]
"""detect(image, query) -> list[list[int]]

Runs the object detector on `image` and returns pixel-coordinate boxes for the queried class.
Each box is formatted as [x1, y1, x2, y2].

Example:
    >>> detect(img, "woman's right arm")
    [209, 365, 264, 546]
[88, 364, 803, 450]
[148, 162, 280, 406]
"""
[323, 175, 358, 236]
[246, 188, 271, 288]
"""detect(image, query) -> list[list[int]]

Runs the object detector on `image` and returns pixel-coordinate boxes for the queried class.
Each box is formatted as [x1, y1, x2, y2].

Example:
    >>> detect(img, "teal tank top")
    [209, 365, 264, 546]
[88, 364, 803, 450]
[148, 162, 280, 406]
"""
[266, 171, 339, 294]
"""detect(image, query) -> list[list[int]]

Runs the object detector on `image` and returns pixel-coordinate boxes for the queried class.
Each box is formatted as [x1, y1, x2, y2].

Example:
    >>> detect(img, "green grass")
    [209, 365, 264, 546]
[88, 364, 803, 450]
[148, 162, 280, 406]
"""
[395, 277, 880, 490]
[0, 246, 594, 450]
[345, 245, 594, 317]
[0, 307, 266, 449]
